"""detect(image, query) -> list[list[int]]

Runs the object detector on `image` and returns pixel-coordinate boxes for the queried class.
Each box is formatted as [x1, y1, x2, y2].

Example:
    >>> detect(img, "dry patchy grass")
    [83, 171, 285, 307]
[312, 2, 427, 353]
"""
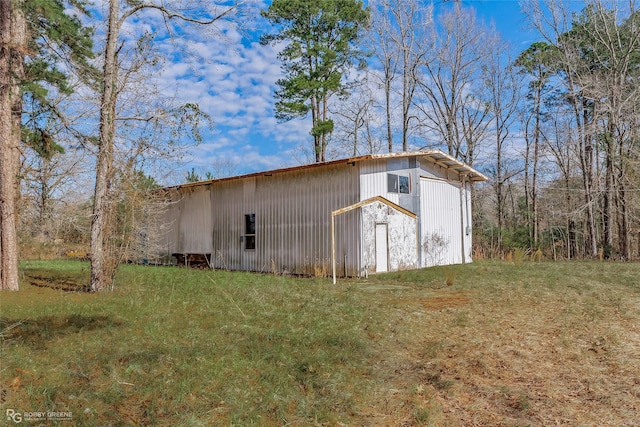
[1, 260, 639, 426]
[354, 262, 640, 426]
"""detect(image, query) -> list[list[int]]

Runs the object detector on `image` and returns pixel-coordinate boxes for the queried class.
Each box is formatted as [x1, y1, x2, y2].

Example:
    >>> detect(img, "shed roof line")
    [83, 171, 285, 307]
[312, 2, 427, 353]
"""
[332, 195, 418, 219]
[166, 149, 488, 191]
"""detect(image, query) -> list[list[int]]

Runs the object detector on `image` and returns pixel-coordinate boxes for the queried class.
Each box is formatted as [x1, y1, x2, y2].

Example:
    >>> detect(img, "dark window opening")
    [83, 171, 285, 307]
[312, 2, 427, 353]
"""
[245, 214, 255, 250]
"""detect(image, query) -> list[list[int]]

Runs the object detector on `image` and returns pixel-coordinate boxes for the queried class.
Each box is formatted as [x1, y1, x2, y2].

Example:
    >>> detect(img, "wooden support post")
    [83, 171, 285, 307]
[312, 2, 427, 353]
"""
[331, 213, 336, 284]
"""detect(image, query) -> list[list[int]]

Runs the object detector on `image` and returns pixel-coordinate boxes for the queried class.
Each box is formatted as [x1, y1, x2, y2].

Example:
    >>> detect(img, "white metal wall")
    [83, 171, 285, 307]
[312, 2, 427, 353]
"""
[463, 181, 472, 263]
[359, 158, 420, 214]
[419, 177, 470, 266]
[360, 159, 397, 203]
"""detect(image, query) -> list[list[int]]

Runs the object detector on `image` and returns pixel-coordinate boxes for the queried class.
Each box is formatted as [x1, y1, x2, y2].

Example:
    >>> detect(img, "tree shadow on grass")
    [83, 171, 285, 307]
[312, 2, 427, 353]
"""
[0, 315, 124, 349]
[23, 270, 91, 292]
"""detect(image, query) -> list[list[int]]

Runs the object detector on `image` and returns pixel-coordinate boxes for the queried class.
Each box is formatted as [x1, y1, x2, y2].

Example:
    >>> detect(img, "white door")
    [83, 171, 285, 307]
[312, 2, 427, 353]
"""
[375, 223, 389, 272]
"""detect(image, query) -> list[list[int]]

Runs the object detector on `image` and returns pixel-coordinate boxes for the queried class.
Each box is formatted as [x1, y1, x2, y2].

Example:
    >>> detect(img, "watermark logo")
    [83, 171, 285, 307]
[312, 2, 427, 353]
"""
[6, 409, 22, 423]
[6, 409, 73, 423]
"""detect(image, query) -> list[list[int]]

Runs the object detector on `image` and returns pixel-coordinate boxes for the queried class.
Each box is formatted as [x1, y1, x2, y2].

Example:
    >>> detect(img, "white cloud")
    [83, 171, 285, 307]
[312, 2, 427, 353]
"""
[138, 12, 315, 179]
[84, 2, 353, 182]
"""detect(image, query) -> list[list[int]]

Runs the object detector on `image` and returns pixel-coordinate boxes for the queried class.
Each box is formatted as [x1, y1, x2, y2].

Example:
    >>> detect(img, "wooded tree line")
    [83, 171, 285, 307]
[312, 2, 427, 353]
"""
[327, 0, 640, 261]
[1, 0, 638, 291]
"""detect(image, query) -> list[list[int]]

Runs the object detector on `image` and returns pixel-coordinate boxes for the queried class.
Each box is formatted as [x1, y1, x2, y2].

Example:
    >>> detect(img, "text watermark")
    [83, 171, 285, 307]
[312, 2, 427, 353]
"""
[6, 409, 73, 423]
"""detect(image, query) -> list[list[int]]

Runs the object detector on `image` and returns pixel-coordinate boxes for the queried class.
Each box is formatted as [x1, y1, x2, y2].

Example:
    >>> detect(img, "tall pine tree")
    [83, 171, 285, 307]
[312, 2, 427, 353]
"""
[262, 0, 369, 162]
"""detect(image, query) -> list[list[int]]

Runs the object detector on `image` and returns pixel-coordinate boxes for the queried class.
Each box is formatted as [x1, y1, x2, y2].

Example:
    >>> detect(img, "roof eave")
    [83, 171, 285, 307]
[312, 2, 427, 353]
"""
[164, 149, 487, 191]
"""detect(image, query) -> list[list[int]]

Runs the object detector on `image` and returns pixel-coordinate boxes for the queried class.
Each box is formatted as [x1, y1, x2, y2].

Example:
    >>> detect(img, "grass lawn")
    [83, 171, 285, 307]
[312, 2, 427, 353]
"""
[1, 260, 639, 426]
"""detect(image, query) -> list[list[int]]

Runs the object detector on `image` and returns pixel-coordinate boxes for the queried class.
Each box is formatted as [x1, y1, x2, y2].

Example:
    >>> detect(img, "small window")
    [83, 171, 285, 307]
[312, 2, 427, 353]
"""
[388, 173, 410, 194]
[245, 214, 255, 250]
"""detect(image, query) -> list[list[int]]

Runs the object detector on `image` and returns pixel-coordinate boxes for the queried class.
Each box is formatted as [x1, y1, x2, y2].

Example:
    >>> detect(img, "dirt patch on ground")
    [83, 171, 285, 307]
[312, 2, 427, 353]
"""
[421, 291, 470, 310]
[362, 284, 410, 291]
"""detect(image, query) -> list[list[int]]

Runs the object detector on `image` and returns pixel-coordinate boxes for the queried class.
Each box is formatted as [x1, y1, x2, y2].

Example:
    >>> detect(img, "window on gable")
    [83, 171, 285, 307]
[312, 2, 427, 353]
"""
[245, 213, 255, 250]
[388, 174, 410, 194]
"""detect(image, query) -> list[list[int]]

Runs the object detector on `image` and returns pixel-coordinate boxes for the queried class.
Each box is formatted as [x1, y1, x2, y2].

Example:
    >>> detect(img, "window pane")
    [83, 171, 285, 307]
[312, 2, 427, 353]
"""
[245, 214, 255, 234]
[387, 174, 398, 193]
[399, 175, 410, 194]
[245, 214, 256, 250]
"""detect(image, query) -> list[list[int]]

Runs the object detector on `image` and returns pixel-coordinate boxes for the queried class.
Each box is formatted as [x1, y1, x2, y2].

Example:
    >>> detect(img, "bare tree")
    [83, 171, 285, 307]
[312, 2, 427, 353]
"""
[545, 113, 579, 259]
[414, 3, 495, 166]
[516, 41, 557, 248]
[367, 0, 431, 152]
[521, 0, 599, 257]
[584, 1, 640, 259]
[90, 0, 241, 291]
[21, 148, 87, 241]
[329, 77, 380, 156]
[484, 46, 522, 252]
[366, 0, 397, 152]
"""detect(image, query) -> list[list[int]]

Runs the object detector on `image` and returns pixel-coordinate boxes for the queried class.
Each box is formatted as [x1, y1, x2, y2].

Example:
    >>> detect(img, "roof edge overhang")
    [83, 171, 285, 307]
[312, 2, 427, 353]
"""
[164, 150, 488, 191]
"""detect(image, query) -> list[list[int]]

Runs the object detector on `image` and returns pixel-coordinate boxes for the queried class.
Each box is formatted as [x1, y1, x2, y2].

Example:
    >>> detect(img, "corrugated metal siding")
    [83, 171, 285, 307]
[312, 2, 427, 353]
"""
[161, 192, 180, 255]
[359, 158, 420, 212]
[168, 163, 361, 276]
[360, 159, 391, 201]
[419, 177, 464, 266]
[161, 187, 213, 255]
[462, 181, 473, 263]
[255, 164, 360, 275]
[158, 154, 477, 275]
[418, 158, 454, 181]
[210, 180, 244, 269]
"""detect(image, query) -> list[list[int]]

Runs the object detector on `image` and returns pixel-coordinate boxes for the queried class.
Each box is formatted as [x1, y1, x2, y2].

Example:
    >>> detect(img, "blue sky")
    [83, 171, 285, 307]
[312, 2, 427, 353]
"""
[120, 0, 586, 184]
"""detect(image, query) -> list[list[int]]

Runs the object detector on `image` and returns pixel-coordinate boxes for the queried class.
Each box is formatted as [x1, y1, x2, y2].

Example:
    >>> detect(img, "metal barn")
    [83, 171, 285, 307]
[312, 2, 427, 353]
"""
[158, 150, 487, 276]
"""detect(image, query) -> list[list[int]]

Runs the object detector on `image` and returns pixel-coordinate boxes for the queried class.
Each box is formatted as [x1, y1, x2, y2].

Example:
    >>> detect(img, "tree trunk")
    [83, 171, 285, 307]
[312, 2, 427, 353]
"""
[616, 138, 630, 259]
[532, 124, 539, 249]
[401, 53, 409, 152]
[531, 79, 543, 249]
[310, 92, 321, 162]
[0, 0, 25, 291]
[385, 60, 393, 153]
[320, 95, 328, 162]
[496, 131, 503, 252]
[602, 126, 614, 256]
[576, 97, 598, 258]
[90, 0, 120, 292]
[523, 117, 532, 248]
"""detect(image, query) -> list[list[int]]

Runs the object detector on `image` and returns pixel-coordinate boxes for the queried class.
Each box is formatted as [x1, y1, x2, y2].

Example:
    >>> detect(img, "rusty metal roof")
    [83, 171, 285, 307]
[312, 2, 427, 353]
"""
[167, 149, 488, 190]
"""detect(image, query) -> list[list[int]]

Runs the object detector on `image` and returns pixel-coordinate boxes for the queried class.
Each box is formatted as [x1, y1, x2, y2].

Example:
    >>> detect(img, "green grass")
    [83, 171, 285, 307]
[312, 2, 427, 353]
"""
[2, 260, 640, 426]
[4, 263, 380, 426]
